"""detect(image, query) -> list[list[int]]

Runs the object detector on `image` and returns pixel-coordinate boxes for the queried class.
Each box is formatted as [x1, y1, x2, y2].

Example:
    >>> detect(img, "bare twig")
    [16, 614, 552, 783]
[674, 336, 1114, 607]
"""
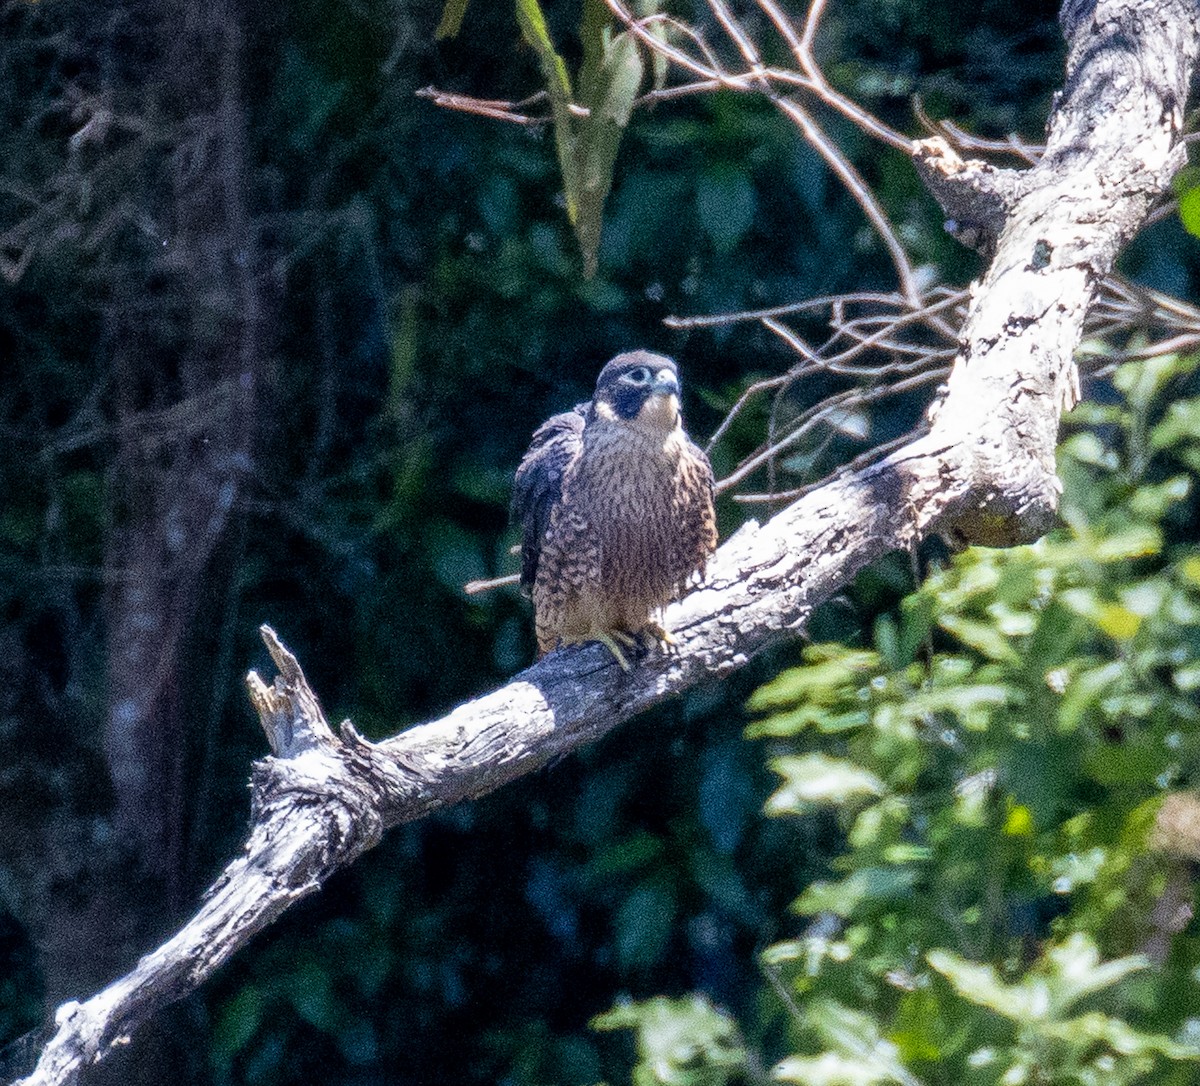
[464, 572, 521, 595]
[713, 365, 949, 495]
[666, 289, 957, 328]
[415, 86, 552, 126]
[913, 98, 1043, 164]
[757, 0, 911, 152]
[732, 428, 923, 504]
[703, 374, 790, 454]
[772, 96, 925, 304]
[607, 0, 924, 303]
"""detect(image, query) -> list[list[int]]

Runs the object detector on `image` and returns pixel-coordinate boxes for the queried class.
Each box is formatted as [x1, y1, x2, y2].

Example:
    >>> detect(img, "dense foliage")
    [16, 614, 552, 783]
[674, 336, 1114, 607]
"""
[702, 354, 1200, 1085]
[2, 0, 1200, 1084]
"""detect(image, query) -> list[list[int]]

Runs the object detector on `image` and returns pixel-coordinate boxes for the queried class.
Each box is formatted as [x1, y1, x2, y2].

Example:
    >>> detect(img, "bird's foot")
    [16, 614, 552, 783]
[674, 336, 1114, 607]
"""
[594, 630, 641, 671]
[605, 624, 677, 669]
[641, 621, 675, 648]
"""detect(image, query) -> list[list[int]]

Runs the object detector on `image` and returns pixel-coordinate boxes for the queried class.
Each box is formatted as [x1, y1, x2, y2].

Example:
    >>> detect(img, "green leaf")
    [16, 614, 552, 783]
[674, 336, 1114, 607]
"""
[793, 867, 919, 917]
[766, 754, 885, 816]
[614, 881, 676, 971]
[578, 0, 612, 95]
[632, 0, 669, 90]
[1055, 659, 1125, 732]
[1150, 397, 1200, 450]
[1089, 524, 1161, 562]
[890, 989, 954, 1064]
[927, 950, 1045, 1021]
[212, 985, 264, 1065]
[695, 164, 756, 255]
[1061, 430, 1120, 469]
[789, 1000, 920, 1086]
[902, 681, 1013, 730]
[1112, 353, 1195, 404]
[592, 995, 746, 1086]
[1179, 553, 1200, 585]
[937, 614, 1020, 663]
[1129, 474, 1191, 518]
[745, 704, 869, 739]
[573, 30, 644, 276]
[774, 1052, 894, 1085]
[591, 830, 667, 877]
[1060, 588, 1142, 641]
[1180, 183, 1200, 239]
[435, 0, 471, 38]
[514, 0, 572, 100]
[746, 649, 880, 711]
[283, 956, 343, 1032]
[1084, 742, 1166, 786]
[516, 0, 646, 277]
[929, 935, 1150, 1026]
[1043, 1011, 1200, 1060]
[897, 597, 935, 667]
[1042, 933, 1149, 1010]
[514, 0, 580, 224]
[1172, 164, 1200, 197]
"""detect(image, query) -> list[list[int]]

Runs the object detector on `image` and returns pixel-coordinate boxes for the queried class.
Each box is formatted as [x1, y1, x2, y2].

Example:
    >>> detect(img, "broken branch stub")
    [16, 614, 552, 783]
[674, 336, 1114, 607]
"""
[246, 624, 338, 756]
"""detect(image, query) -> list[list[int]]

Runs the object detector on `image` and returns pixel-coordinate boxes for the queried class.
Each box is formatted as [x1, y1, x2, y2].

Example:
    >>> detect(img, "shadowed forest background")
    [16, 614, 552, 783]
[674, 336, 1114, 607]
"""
[4, 0, 1200, 1083]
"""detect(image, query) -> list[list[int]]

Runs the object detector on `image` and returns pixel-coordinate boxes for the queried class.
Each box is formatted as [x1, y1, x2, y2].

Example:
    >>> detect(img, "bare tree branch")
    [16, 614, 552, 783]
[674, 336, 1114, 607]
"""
[414, 86, 553, 126]
[607, 0, 925, 301]
[11, 0, 1199, 1083]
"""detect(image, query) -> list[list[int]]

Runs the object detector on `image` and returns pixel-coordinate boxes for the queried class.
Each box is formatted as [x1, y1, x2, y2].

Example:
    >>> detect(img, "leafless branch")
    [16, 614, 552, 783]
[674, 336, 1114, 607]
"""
[913, 98, 1044, 164]
[607, 0, 924, 302]
[464, 572, 522, 595]
[415, 86, 552, 126]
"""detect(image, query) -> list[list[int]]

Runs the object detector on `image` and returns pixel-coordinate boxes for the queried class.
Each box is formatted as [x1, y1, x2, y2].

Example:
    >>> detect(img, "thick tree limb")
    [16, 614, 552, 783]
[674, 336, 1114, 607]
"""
[13, 0, 1198, 1083]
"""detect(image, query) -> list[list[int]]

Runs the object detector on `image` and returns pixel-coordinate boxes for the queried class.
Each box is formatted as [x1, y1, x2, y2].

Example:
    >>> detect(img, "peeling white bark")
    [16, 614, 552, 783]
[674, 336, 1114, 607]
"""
[12, 1, 1199, 1083]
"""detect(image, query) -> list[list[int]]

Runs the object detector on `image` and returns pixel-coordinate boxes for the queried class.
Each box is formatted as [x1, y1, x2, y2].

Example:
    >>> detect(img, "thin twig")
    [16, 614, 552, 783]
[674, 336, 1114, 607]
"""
[775, 97, 924, 303]
[665, 290, 951, 328]
[732, 427, 925, 503]
[707, 0, 765, 74]
[714, 366, 949, 494]
[464, 572, 521, 595]
[756, 0, 912, 151]
[704, 375, 790, 454]
[416, 87, 551, 126]
[913, 98, 1043, 164]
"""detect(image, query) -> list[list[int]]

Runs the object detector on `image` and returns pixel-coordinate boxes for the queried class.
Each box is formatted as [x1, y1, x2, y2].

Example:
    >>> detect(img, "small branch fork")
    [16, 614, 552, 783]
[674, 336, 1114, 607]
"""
[12, 2, 1200, 1084]
[686, 275, 1200, 507]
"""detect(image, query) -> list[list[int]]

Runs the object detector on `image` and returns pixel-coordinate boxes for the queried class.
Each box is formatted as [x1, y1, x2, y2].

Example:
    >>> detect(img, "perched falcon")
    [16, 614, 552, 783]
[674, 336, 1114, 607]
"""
[512, 350, 717, 669]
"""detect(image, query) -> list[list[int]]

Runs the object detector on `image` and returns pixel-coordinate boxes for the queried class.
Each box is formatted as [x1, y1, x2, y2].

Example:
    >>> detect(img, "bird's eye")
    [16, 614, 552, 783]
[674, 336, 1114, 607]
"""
[626, 367, 651, 384]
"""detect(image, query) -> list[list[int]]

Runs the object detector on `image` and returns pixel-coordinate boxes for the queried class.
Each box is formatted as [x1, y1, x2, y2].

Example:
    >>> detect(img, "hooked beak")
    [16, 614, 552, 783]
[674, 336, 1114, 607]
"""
[651, 368, 680, 398]
[638, 367, 682, 430]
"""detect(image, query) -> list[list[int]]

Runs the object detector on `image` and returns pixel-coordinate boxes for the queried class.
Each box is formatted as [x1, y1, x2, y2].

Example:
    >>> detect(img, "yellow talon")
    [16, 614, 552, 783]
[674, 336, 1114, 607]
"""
[594, 632, 633, 671]
[643, 621, 675, 647]
[591, 625, 677, 670]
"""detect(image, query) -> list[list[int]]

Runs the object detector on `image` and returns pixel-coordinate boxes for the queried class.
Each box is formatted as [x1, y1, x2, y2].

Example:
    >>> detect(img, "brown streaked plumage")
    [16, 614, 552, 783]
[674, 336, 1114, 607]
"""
[512, 350, 717, 668]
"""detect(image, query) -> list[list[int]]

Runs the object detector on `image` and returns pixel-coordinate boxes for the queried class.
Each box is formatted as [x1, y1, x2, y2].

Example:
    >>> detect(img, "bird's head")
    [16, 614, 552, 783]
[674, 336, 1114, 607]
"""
[591, 350, 682, 433]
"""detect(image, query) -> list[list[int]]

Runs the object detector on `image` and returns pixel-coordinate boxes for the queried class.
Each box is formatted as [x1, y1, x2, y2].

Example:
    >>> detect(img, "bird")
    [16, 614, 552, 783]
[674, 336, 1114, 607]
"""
[512, 350, 717, 669]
